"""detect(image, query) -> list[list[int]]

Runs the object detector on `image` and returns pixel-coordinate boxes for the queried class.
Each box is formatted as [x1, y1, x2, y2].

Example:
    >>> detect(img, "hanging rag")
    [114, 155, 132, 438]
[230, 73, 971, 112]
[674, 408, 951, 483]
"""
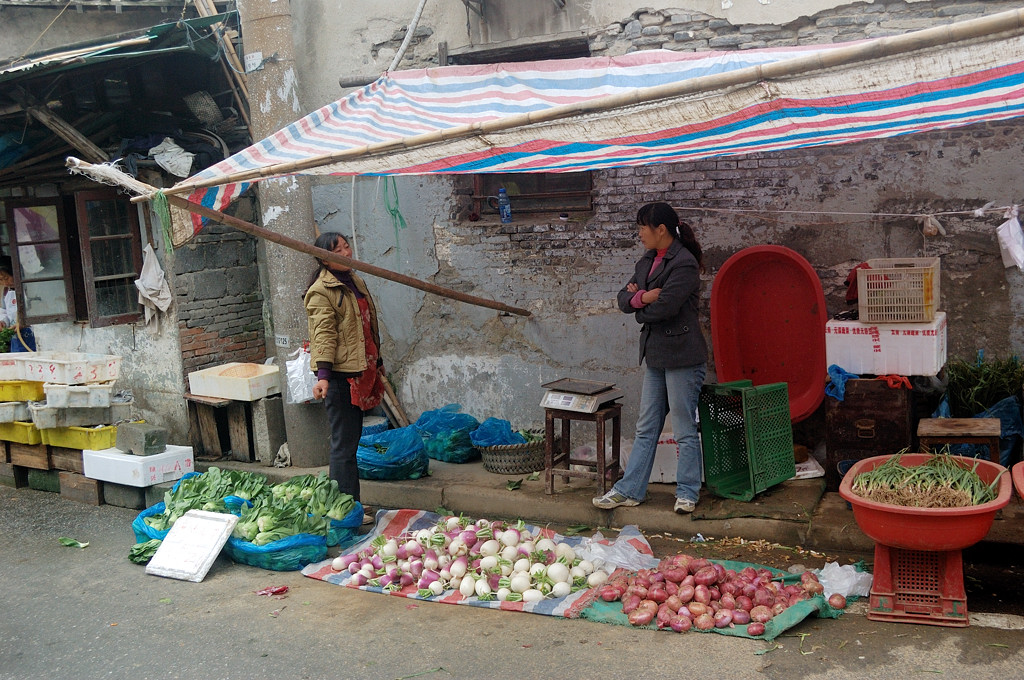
[996, 216, 1024, 270]
[843, 262, 871, 304]
[825, 364, 859, 401]
[135, 244, 172, 326]
[148, 137, 195, 177]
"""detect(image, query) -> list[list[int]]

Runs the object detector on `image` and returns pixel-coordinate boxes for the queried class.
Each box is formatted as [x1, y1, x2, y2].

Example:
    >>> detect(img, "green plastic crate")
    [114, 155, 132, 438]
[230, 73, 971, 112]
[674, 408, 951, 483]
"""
[697, 380, 796, 501]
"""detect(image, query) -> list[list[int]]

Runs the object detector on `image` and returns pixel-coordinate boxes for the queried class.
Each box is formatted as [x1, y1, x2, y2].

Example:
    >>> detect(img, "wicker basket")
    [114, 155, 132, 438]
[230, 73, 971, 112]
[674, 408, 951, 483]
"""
[479, 430, 551, 475]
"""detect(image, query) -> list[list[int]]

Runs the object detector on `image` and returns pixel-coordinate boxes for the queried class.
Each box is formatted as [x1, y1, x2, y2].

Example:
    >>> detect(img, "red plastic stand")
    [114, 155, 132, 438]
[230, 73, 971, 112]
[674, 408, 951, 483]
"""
[868, 543, 968, 627]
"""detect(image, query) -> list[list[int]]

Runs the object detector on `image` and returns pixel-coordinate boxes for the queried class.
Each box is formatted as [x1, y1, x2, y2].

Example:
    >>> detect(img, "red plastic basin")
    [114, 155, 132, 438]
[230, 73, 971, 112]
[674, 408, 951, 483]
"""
[710, 245, 826, 423]
[1013, 461, 1024, 500]
[838, 453, 1011, 551]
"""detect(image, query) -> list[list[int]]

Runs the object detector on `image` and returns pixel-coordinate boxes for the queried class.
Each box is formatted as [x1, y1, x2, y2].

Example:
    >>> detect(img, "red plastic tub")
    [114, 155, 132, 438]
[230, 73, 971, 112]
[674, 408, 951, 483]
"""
[710, 245, 827, 423]
[1013, 461, 1024, 500]
[838, 453, 1011, 552]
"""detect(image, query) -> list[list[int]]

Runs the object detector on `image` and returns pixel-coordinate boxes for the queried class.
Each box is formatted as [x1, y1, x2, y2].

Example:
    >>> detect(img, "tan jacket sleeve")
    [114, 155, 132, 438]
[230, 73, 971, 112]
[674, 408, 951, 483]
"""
[305, 287, 339, 368]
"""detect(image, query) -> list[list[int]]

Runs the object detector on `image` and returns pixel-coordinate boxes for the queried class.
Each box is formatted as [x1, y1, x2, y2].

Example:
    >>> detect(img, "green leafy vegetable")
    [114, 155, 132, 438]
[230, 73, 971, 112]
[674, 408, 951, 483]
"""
[58, 537, 89, 548]
[128, 539, 162, 564]
[506, 479, 522, 491]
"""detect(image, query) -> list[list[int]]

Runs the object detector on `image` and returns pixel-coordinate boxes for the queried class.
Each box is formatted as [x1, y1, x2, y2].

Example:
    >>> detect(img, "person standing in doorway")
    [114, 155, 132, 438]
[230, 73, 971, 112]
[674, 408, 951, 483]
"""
[304, 232, 385, 524]
[0, 258, 18, 329]
[593, 202, 708, 514]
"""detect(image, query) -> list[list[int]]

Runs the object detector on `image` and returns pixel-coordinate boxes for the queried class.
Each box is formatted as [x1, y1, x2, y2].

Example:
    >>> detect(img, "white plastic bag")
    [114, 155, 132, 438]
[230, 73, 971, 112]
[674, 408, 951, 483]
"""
[575, 525, 660, 572]
[286, 345, 318, 404]
[814, 561, 874, 599]
[997, 216, 1024, 270]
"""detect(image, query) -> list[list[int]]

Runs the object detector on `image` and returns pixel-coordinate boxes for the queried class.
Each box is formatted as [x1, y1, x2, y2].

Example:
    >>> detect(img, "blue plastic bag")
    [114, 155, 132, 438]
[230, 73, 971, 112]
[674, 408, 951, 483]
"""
[131, 471, 203, 542]
[470, 417, 528, 448]
[222, 533, 328, 571]
[357, 425, 429, 480]
[932, 396, 1023, 466]
[414, 404, 481, 463]
[10, 327, 35, 352]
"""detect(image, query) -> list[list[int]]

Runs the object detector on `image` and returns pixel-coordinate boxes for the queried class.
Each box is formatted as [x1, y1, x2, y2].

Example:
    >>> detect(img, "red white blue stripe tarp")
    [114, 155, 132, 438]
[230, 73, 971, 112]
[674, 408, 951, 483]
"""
[173, 12, 1024, 232]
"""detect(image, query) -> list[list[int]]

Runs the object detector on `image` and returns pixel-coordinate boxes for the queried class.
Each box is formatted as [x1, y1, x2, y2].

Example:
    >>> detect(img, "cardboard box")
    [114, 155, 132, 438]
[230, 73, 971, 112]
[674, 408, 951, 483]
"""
[188, 362, 281, 401]
[825, 311, 946, 376]
[83, 444, 194, 487]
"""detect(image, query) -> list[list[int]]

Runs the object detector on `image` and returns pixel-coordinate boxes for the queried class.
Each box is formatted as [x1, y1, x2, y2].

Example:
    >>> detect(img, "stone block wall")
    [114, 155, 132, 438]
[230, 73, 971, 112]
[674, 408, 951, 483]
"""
[173, 224, 266, 377]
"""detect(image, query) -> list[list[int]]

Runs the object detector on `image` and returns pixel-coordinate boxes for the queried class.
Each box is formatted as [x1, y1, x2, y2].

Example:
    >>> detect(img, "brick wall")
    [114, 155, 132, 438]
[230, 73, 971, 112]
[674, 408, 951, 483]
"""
[173, 223, 266, 378]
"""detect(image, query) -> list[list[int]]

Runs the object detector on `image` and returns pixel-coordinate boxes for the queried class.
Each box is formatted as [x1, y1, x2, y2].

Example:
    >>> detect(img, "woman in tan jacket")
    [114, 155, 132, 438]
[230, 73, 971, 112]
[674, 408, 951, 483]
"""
[303, 232, 384, 511]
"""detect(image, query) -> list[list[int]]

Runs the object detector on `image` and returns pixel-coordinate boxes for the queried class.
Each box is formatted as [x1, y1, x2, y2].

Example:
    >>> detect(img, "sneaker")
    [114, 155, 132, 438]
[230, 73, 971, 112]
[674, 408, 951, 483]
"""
[592, 489, 640, 509]
[674, 498, 696, 514]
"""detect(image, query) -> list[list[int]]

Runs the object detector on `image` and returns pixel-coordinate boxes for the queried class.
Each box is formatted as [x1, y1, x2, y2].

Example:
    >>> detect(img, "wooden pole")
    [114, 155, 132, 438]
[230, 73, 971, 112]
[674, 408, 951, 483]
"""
[65, 158, 532, 318]
[162, 7, 1024, 195]
[13, 88, 107, 163]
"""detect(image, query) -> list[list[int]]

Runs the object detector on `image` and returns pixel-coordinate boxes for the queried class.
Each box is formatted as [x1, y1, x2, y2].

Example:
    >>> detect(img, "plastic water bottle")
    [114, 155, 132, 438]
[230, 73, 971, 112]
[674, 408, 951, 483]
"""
[497, 188, 512, 223]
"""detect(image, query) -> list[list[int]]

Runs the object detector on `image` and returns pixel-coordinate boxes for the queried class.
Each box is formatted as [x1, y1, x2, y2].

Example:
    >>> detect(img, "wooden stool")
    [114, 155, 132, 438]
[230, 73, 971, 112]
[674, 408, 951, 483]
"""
[544, 403, 622, 494]
[917, 418, 1001, 463]
[185, 392, 253, 461]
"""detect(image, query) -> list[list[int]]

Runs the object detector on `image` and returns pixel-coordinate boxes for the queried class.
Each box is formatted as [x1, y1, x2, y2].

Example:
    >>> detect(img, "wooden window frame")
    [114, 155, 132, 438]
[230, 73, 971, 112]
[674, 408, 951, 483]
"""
[4, 197, 76, 325]
[73, 189, 145, 328]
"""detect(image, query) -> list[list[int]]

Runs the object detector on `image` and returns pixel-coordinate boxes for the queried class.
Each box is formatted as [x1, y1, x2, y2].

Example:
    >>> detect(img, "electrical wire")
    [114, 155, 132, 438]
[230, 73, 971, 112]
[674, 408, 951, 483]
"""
[17, 0, 74, 62]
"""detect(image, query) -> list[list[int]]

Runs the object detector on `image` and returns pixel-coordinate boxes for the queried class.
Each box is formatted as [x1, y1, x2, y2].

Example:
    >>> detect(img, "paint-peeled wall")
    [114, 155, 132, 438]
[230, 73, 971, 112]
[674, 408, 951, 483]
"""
[298, 0, 1024, 435]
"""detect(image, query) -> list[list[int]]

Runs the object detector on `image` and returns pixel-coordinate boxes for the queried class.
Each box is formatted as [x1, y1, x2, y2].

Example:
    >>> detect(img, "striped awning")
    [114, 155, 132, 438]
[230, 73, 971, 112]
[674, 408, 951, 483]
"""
[169, 9, 1024, 231]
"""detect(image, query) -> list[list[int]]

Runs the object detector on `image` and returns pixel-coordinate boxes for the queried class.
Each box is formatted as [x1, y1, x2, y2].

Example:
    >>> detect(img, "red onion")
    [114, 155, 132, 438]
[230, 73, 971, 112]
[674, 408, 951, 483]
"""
[670, 615, 692, 633]
[648, 587, 668, 604]
[600, 585, 623, 602]
[638, 599, 659, 613]
[803, 580, 825, 595]
[665, 595, 683, 613]
[693, 613, 715, 630]
[677, 584, 695, 604]
[657, 604, 675, 628]
[649, 571, 665, 584]
[628, 585, 649, 600]
[709, 600, 722, 613]
[828, 593, 847, 609]
[688, 558, 711, 573]
[731, 609, 751, 625]
[694, 584, 711, 605]
[746, 622, 766, 636]
[772, 601, 788, 616]
[628, 609, 654, 626]
[687, 602, 708, 617]
[693, 566, 718, 587]
[720, 581, 739, 596]
[714, 609, 734, 628]
[749, 605, 773, 623]
[682, 574, 696, 588]
[800, 570, 819, 584]
[719, 593, 737, 610]
[709, 586, 721, 601]
[739, 566, 758, 582]
[712, 563, 727, 582]
[788, 593, 804, 607]
[662, 568, 688, 583]
[622, 594, 642, 614]
[735, 595, 753, 611]
[753, 588, 773, 608]
[665, 581, 678, 597]
[741, 583, 757, 599]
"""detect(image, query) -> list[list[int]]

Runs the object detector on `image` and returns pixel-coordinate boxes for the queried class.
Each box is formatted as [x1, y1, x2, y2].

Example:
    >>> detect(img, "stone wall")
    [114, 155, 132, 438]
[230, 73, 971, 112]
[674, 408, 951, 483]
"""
[173, 220, 266, 378]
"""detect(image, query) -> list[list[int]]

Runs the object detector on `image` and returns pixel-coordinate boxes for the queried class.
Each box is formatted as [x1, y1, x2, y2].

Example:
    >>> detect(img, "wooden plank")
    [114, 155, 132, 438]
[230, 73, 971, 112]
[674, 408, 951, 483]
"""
[226, 401, 251, 462]
[50, 446, 85, 474]
[10, 443, 50, 470]
[917, 418, 1001, 438]
[184, 392, 231, 407]
[59, 471, 103, 506]
[195, 404, 223, 458]
[380, 376, 409, 427]
[0, 461, 29, 488]
[12, 87, 107, 163]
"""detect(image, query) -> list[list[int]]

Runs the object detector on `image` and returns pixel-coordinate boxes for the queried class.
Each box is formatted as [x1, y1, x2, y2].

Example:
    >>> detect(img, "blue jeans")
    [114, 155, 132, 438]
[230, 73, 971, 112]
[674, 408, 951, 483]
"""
[613, 363, 706, 503]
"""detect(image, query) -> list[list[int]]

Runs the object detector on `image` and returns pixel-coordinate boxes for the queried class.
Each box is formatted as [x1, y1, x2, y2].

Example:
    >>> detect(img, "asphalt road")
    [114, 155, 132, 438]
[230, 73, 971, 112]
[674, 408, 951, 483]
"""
[2, 486, 1023, 680]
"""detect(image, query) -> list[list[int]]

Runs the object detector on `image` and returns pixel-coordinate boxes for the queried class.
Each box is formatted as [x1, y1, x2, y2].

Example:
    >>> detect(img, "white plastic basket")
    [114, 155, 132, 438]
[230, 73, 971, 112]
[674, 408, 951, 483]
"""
[856, 257, 940, 323]
[18, 352, 122, 385]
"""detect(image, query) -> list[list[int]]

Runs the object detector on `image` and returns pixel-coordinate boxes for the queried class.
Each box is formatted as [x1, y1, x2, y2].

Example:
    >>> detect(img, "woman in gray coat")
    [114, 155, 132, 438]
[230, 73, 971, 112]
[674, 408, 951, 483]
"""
[593, 202, 708, 514]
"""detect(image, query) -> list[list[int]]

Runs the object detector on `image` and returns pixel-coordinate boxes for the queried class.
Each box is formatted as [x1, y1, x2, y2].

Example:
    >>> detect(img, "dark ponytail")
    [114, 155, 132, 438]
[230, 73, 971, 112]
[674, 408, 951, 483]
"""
[304, 232, 350, 295]
[636, 202, 703, 272]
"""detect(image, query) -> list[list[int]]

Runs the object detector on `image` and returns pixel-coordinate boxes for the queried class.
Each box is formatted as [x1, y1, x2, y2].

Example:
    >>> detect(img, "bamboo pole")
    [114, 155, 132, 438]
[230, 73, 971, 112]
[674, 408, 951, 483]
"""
[163, 7, 1024, 195]
[192, 0, 252, 131]
[65, 158, 532, 318]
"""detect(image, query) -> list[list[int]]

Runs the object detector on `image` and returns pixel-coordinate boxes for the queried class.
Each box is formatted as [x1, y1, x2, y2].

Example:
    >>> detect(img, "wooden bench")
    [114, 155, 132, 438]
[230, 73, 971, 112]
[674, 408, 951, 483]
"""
[544, 403, 622, 495]
[917, 418, 1001, 463]
[185, 392, 252, 462]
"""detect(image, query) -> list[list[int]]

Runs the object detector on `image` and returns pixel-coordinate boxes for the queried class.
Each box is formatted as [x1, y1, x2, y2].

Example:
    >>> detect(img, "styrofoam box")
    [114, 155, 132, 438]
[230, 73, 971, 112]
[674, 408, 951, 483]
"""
[83, 444, 194, 487]
[187, 362, 281, 401]
[44, 381, 115, 408]
[19, 352, 122, 385]
[0, 401, 30, 423]
[825, 311, 947, 376]
[620, 431, 704, 484]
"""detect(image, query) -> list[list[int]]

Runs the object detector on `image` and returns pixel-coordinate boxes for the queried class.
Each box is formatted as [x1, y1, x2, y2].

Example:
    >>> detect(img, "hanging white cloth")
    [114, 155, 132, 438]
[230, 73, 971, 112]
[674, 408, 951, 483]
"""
[148, 137, 195, 177]
[996, 214, 1024, 270]
[135, 244, 172, 326]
